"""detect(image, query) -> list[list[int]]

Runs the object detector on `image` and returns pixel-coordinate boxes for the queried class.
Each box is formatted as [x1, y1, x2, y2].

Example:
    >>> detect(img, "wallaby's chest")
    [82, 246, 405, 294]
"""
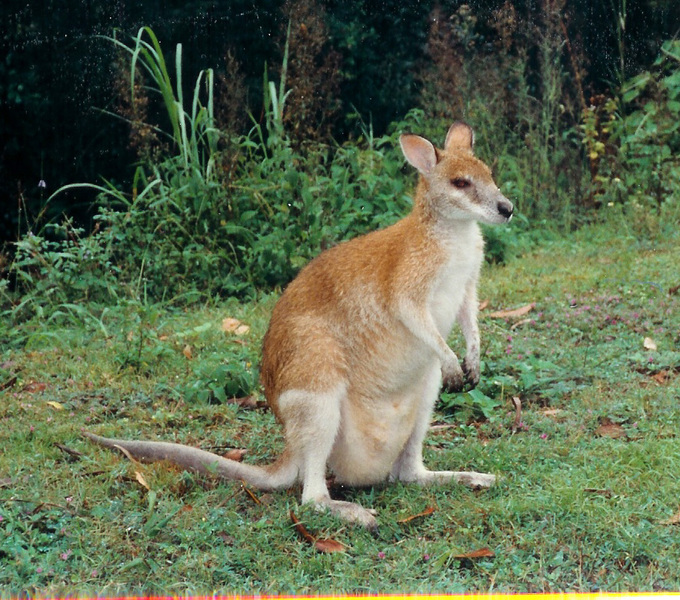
[428, 229, 484, 335]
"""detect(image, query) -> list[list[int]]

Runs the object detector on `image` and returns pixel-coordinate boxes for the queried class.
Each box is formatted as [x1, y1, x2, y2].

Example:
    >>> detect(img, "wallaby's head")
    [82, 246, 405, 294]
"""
[400, 122, 514, 225]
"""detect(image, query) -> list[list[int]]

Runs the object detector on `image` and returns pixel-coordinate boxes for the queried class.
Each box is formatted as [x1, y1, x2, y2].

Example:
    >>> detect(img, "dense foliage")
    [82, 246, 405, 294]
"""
[2, 0, 680, 241]
[1, 2, 680, 345]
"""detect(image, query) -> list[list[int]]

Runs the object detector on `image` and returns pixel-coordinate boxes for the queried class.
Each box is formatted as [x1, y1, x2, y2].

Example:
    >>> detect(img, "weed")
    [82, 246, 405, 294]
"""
[279, 0, 343, 144]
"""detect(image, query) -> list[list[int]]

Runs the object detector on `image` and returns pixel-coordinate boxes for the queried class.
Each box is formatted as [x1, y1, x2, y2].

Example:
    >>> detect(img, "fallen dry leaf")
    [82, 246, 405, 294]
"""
[430, 423, 458, 431]
[222, 317, 250, 335]
[650, 370, 670, 385]
[584, 488, 613, 498]
[314, 538, 347, 553]
[478, 299, 490, 311]
[397, 506, 436, 524]
[112, 443, 150, 490]
[222, 448, 247, 462]
[542, 408, 564, 417]
[135, 470, 150, 491]
[454, 547, 495, 559]
[290, 511, 315, 544]
[487, 303, 536, 319]
[227, 395, 262, 410]
[669, 284, 680, 296]
[661, 509, 680, 525]
[643, 337, 657, 351]
[23, 382, 48, 393]
[242, 484, 261, 505]
[510, 318, 533, 330]
[595, 419, 626, 439]
[182, 344, 193, 359]
[290, 510, 346, 553]
[54, 443, 84, 459]
[46, 400, 64, 410]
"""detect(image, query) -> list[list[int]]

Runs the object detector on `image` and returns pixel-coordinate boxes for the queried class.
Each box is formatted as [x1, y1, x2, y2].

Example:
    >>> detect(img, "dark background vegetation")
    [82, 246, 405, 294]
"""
[2, 0, 679, 245]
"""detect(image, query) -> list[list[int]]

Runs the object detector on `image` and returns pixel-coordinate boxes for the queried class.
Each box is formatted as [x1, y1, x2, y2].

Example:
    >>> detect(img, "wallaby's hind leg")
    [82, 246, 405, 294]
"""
[278, 385, 378, 529]
[389, 363, 496, 489]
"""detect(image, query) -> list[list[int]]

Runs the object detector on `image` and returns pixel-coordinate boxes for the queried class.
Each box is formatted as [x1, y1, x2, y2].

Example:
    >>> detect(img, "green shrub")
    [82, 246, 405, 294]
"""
[3, 28, 419, 329]
[183, 347, 259, 404]
[581, 39, 680, 231]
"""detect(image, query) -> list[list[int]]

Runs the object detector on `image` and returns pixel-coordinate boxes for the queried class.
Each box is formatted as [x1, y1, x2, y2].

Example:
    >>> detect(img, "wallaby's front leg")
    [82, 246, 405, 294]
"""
[397, 300, 465, 392]
[441, 356, 465, 392]
[457, 280, 481, 387]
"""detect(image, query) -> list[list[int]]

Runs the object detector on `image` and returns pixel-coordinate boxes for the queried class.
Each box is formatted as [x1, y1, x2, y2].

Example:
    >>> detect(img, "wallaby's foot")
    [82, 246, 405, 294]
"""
[314, 498, 378, 530]
[452, 471, 496, 489]
[405, 469, 496, 489]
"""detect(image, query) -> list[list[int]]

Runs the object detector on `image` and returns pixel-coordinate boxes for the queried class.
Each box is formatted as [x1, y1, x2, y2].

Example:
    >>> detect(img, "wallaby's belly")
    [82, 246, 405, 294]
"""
[328, 344, 441, 486]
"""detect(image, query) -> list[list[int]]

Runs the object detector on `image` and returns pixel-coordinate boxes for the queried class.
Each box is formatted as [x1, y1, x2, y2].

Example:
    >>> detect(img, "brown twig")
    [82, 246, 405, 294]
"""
[511, 397, 523, 432]
[54, 443, 84, 459]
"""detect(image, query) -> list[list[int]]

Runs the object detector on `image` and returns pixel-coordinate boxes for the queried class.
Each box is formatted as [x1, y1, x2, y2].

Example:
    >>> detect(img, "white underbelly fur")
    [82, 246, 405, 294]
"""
[328, 353, 441, 486]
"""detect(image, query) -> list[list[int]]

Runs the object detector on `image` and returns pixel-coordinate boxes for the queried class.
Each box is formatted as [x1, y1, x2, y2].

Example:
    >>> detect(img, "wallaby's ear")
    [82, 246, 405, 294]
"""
[400, 134, 439, 174]
[444, 121, 474, 152]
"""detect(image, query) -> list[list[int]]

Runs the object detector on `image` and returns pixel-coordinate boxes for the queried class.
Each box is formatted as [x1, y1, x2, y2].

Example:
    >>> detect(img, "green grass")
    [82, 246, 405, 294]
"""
[1, 220, 679, 595]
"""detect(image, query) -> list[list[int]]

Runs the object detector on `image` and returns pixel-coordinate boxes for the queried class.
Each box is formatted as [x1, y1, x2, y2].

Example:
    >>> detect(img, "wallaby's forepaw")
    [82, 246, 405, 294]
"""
[441, 361, 465, 393]
[316, 499, 378, 530]
[462, 356, 480, 388]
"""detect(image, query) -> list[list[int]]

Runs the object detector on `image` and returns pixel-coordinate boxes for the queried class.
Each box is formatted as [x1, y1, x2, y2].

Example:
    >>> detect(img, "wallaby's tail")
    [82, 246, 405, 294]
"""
[83, 431, 298, 490]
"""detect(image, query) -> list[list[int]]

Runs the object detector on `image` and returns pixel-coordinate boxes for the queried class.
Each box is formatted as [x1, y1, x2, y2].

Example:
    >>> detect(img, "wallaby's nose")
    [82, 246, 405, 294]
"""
[498, 201, 514, 220]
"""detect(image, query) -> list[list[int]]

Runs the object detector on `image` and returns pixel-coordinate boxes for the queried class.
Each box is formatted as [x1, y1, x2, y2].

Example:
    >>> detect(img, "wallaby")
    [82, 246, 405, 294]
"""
[85, 122, 514, 529]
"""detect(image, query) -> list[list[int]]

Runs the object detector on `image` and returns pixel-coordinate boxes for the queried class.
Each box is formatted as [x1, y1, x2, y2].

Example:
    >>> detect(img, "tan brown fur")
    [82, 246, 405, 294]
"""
[85, 122, 514, 529]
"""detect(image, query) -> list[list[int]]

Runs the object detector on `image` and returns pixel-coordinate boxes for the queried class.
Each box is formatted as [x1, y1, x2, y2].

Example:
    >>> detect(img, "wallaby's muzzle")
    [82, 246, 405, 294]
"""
[498, 198, 514, 221]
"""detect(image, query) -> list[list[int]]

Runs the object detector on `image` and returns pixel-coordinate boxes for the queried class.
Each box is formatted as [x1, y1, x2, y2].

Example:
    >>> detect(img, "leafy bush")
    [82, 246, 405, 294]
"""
[183, 347, 259, 404]
[581, 39, 680, 229]
[3, 27, 419, 328]
[11, 221, 121, 308]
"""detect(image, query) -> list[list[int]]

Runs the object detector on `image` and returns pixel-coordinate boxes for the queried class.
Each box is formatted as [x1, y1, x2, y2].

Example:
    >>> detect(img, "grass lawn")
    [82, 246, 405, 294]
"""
[1, 220, 679, 595]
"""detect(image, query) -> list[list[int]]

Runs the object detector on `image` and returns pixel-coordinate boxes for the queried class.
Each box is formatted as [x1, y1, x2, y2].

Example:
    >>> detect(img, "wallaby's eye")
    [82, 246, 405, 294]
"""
[451, 178, 470, 189]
